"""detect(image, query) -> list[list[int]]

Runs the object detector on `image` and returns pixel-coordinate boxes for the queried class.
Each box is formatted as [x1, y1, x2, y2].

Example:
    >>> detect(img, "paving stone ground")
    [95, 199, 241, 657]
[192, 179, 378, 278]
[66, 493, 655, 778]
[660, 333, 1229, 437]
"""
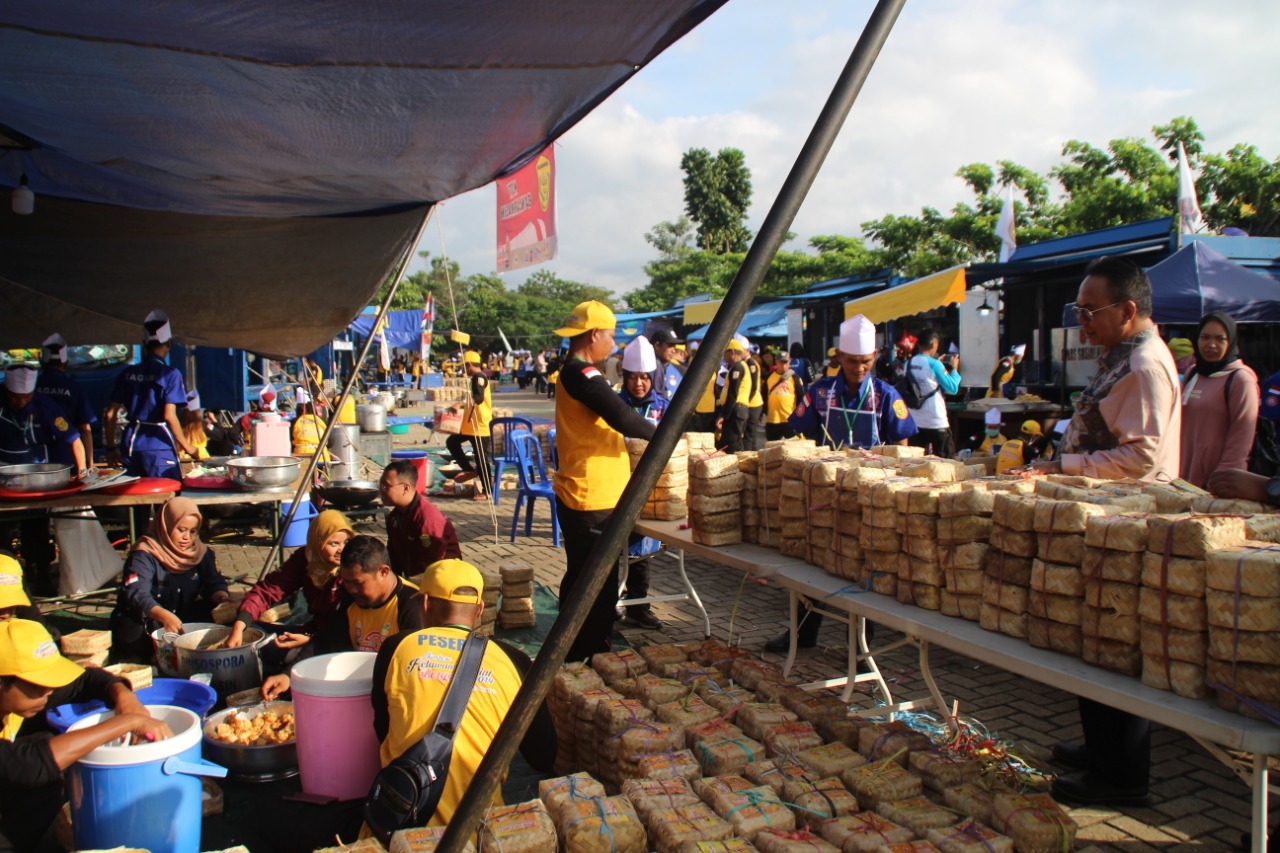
[56, 386, 1260, 851]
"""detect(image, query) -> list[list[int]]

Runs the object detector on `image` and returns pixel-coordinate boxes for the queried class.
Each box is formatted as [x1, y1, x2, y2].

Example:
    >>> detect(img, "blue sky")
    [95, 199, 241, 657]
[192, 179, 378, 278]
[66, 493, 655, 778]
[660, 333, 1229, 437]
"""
[415, 0, 1280, 305]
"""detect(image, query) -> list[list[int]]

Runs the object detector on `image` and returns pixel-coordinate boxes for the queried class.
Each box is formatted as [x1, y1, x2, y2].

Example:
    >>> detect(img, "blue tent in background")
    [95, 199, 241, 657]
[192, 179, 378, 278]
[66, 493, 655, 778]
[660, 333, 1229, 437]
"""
[1063, 241, 1280, 326]
[686, 301, 789, 341]
[349, 309, 424, 349]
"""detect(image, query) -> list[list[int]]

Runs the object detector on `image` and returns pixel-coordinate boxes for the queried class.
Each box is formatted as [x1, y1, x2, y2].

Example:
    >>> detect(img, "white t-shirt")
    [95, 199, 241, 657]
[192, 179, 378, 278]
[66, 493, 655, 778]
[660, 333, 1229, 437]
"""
[907, 355, 952, 429]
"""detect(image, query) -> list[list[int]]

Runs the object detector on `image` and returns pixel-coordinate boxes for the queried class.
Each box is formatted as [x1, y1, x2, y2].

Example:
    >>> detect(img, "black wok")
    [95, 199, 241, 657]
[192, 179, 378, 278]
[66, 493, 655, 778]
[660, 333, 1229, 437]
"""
[314, 479, 381, 509]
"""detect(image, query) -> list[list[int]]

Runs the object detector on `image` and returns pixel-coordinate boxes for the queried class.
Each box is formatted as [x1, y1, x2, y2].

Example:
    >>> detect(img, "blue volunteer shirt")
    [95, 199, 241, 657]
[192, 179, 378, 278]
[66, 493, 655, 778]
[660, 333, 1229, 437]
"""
[789, 372, 917, 449]
[36, 370, 96, 428]
[0, 394, 79, 466]
[618, 387, 669, 423]
[651, 362, 683, 401]
[110, 355, 188, 452]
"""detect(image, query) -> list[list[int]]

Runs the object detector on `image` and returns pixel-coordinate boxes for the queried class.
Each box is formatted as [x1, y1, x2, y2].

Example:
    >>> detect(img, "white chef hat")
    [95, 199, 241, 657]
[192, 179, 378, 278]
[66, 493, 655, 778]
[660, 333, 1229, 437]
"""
[185, 390, 202, 410]
[42, 333, 68, 364]
[295, 386, 311, 405]
[259, 384, 277, 411]
[984, 407, 1002, 426]
[621, 336, 657, 373]
[839, 314, 877, 356]
[1010, 344, 1026, 357]
[143, 309, 172, 344]
[4, 365, 37, 394]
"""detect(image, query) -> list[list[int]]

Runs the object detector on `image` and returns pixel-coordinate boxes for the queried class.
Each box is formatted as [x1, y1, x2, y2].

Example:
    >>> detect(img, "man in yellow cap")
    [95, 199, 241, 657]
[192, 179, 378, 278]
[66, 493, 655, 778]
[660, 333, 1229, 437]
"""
[996, 419, 1048, 473]
[1, 619, 170, 848]
[371, 559, 555, 827]
[552, 301, 656, 659]
[446, 350, 494, 500]
[823, 346, 842, 378]
[716, 338, 752, 453]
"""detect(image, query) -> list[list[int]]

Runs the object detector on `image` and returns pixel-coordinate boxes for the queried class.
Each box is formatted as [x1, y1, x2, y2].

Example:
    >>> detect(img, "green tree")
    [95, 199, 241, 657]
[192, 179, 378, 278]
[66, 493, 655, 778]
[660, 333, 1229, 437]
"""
[682, 147, 753, 253]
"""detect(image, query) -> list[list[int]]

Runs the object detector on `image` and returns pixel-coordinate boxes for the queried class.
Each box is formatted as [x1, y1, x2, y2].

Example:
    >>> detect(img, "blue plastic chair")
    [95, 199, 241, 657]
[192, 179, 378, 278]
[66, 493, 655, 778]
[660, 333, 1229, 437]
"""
[489, 416, 534, 506]
[508, 431, 560, 547]
[547, 426, 559, 470]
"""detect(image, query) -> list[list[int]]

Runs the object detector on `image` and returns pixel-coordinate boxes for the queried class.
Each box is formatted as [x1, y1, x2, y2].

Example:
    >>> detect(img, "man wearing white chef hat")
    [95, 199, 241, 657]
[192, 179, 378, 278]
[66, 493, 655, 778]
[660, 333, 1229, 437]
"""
[769, 314, 917, 653]
[35, 333, 94, 468]
[104, 309, 197, 481]
[1, 364, 86, 594]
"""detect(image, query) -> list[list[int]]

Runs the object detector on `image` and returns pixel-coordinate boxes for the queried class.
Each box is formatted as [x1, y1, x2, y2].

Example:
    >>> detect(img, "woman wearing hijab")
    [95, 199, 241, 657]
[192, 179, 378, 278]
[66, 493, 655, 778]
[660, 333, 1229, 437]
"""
[225, 509, 355, 650]
[1179, 312, 1259, 488]
[110, 498, 231, 661]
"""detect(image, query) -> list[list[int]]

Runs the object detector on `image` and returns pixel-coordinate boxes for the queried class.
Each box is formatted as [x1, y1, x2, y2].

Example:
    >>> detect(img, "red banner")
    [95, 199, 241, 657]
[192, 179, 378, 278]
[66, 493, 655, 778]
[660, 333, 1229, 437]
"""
[496, 145, 557, 272]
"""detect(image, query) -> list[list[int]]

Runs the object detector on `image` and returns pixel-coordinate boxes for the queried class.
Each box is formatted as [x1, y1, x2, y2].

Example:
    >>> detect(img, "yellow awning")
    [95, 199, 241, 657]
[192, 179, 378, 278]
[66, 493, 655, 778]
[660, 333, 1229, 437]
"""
[682, 300, 722, 325]
[843, 266, 968, 323]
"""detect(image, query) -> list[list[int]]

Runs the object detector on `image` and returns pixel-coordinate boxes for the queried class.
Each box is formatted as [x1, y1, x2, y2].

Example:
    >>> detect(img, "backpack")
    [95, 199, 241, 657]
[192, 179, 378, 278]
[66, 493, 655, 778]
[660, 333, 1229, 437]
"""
[1223, 371, 1280, 478]
[894, 356, 940, 411]
[364, 634, 487, 842]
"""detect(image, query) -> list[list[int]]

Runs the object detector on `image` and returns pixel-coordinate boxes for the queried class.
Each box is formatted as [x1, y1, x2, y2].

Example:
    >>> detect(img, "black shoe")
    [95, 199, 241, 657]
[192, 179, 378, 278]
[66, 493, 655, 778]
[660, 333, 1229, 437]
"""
[621, 610, 662, 630]
[1051, 770, 1151, 808]
[1051, 741, 1089, 770]
[764, 631, 817, 654]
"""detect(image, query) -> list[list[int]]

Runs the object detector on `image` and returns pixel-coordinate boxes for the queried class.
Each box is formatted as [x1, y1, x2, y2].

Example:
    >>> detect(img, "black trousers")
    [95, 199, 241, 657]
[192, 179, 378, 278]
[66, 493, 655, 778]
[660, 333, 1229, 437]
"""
[1079, 699, 1150, 788]
[909, 426, 956, 458]
[746, 406, 763, 450]
[445, 433, 494, 495]
[0, 778, 63, 851]
[690, 413, 717, 434]
[621, 533, 651, 616]
[556, 499, 621, 661]
[722, 404, 749, 453]
[764, 423, 794, 441]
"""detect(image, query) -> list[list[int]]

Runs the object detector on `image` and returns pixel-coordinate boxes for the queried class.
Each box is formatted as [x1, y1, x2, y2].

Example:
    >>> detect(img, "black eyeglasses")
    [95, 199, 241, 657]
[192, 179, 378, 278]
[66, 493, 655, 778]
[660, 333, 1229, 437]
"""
[1070, 301, 1123, 324]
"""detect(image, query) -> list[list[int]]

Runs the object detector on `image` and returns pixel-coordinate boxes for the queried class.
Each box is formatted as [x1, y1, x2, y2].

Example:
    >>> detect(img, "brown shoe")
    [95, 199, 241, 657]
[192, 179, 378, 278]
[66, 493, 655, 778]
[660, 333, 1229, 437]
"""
[454, 471, 476, 484]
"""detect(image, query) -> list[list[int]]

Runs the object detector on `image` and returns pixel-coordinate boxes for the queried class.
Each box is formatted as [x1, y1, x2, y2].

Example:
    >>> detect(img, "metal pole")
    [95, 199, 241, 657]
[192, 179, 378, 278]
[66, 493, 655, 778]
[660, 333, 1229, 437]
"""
[436, 2, 906, 848]
[255, 205, 435, 581]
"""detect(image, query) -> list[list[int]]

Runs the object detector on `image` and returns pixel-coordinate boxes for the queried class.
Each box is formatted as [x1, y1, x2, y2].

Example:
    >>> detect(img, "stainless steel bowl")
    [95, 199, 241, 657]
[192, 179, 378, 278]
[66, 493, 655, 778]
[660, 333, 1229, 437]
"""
[225, 456, 300, 490]
[314, 479, 381, 509]
[202, 700, 298, 781]
[0, 463, 74, 492]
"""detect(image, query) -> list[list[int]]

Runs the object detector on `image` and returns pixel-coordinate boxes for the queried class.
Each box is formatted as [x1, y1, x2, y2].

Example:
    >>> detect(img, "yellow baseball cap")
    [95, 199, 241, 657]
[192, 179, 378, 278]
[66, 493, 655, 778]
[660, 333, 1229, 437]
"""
[0, 619, 84, 688]
[419, 559, 484, 605]
[463, 351, 481, 365]
[1021, 420, 1042, 436]
[725, 339, 746, 353]
[827, 347, 838, 358]
[554, 301, 616, 338]
[0, 555, 30, 609]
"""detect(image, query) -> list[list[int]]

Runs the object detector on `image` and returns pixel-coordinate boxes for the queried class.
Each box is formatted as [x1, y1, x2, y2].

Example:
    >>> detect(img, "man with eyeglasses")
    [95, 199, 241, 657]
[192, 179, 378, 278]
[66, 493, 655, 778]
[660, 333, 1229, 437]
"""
[1025, 256, 1181, 810]
[379, 460, 461, 577]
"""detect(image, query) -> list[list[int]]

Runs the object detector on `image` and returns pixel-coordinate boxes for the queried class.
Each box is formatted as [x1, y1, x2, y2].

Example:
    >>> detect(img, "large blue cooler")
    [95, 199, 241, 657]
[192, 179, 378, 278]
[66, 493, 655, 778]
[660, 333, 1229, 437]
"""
[66, 705, 226, 853]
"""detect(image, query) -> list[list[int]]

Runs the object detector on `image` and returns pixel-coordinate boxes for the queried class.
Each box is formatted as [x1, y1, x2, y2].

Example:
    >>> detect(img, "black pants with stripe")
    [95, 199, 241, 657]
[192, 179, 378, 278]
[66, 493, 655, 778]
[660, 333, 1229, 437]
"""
[556, 499, 621, 661]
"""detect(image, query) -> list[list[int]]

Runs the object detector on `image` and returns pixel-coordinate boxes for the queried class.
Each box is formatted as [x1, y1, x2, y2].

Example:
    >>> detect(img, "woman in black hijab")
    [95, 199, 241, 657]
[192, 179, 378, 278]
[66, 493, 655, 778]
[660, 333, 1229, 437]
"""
[1178, 311, 1259, 487]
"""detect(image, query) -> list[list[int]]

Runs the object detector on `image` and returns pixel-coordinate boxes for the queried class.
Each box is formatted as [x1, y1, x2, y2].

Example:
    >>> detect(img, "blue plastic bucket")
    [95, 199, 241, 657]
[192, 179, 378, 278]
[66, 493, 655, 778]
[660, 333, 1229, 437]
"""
[281, 499, 318, 548]
[67, 705, 227, 853]
[47, 678, 218, 732]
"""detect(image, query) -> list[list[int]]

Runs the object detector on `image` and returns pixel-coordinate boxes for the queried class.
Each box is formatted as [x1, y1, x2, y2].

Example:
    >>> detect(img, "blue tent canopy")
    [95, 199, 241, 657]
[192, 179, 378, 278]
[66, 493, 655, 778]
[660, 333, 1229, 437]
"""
[1062, 241, 1280, 327]
[686, 302, 789, 341]
[349, 309, 425, 350]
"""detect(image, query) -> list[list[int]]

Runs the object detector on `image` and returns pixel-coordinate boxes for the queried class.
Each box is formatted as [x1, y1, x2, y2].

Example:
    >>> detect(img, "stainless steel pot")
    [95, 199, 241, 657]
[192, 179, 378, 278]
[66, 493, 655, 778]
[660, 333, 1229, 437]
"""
[225, 456, 300, 490]
[0, 463, 73, 491]
[202, 701, 298, 781]
[328, 423, 361, 468]
[173, 626, 270, 697]
[356, 403, 387, 433]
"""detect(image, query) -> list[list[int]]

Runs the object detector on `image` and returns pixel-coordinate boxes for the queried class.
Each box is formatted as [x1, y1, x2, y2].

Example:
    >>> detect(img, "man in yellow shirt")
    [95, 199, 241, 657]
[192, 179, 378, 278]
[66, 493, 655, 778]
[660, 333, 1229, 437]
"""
[765, 352, 804, 440]
[447, 351, 493, 500]
[370, 559, 555, 827]
[552, 301, 656, 659]
[745, 344, 764, 450]
[716, 338, 752, 453]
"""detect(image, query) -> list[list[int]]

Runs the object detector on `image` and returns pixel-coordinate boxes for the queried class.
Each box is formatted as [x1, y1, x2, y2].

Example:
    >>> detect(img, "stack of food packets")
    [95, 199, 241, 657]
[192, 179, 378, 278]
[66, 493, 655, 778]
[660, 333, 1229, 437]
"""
[1080, 513, 1148, 674]
[895, 481, 962, 610]
[497, 564, 535, 630]
[389, 826, 477, 853]
[938, 484, 995, 620]
[1139, 514, 1245, 698]
[863, 479, 925, 598]
[689, 454, 744, 547]
[982, 492, 1039, 639]
[549, 664, 605, 775]
[630, 437, 690, 522]
[1205, 542, 1280, 718]
[757, 439, 816, 550]
[737, 451, 761, 544]
[801, 456, 847, 574]
[478, 801, 558, 853]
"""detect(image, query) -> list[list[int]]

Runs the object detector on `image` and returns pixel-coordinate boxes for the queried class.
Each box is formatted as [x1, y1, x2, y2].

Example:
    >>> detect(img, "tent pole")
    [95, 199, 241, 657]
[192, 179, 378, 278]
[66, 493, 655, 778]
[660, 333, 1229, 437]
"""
[255, 205, 435, 581]
[434, 2, 907, 848]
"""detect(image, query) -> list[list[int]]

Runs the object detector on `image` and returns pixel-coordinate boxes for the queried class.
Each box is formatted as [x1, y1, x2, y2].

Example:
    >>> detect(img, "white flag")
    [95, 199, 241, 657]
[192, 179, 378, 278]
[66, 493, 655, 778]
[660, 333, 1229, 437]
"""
[1177, 141, 1204, 236]
[995, 185, 1017, 263]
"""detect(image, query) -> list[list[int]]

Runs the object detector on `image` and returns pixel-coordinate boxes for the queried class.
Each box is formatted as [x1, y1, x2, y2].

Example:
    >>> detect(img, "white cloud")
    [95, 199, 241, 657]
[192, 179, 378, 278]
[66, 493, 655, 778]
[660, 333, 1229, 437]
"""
[414, 0, 1280, 305]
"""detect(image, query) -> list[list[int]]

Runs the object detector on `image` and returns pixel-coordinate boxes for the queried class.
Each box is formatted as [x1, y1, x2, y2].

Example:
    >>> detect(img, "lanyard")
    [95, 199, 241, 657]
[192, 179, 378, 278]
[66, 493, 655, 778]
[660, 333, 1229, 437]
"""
[822, 379, 872, 449]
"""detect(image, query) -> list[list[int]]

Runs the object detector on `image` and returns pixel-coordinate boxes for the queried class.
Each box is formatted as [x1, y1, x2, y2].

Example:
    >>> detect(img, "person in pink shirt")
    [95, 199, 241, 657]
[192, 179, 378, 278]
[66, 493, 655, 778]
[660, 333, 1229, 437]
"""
[1178, 312, 1259, 488]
